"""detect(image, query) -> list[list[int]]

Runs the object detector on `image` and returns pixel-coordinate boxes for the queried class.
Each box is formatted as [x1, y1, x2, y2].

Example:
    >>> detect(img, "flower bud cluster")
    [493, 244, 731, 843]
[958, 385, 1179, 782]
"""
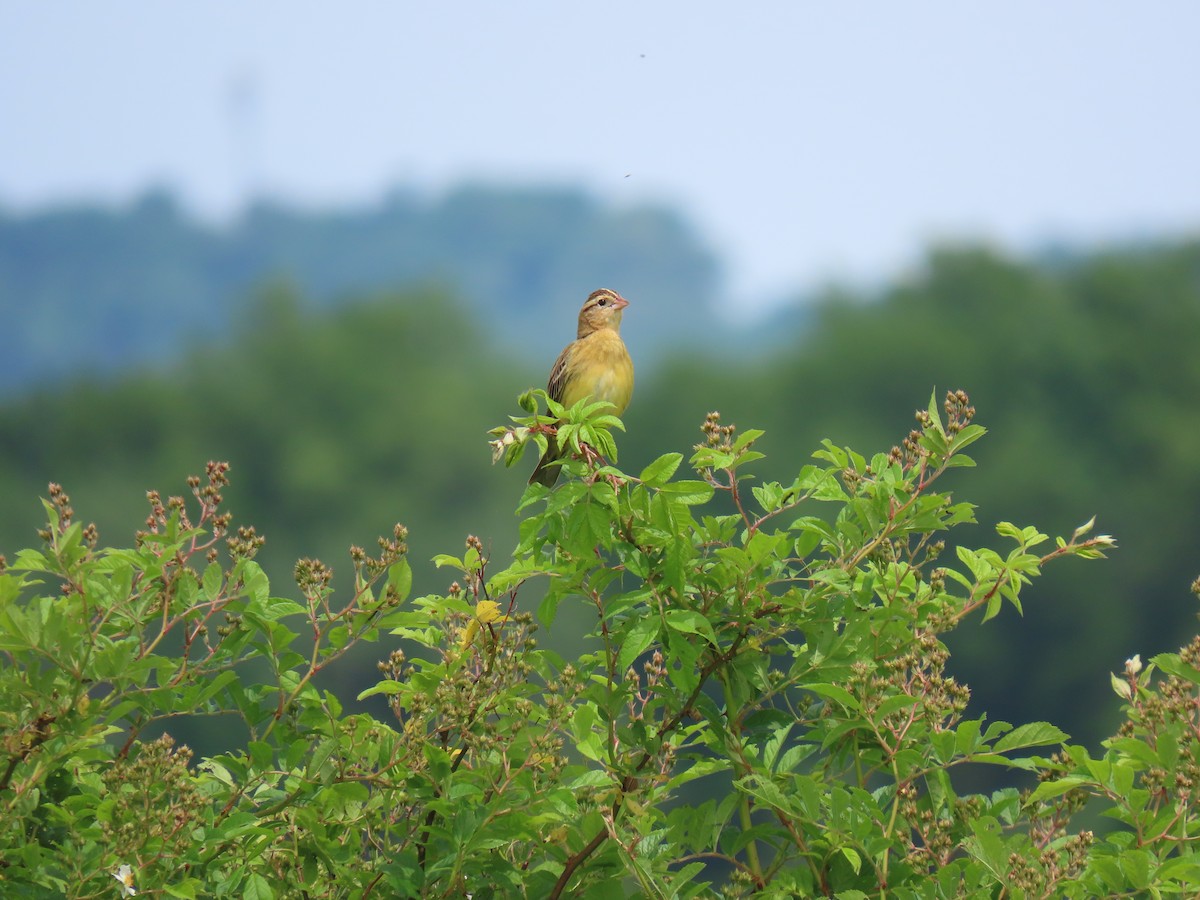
[101, 735, 204, 862]
[700, 411, 736, 450]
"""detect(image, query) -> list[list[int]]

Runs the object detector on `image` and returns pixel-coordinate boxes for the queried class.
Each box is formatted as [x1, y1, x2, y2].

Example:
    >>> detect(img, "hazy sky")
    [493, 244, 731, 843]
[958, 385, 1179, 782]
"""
[2, 3, 1198, 311]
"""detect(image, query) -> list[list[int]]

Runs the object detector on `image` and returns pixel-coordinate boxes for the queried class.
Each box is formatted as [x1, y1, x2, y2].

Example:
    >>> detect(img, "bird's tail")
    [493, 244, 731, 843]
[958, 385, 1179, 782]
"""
[529, 439, 563, 487]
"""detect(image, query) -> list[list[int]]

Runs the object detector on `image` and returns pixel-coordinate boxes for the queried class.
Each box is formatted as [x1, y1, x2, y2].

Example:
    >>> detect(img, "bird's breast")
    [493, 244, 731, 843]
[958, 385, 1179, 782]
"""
[562, 331, 634, 415]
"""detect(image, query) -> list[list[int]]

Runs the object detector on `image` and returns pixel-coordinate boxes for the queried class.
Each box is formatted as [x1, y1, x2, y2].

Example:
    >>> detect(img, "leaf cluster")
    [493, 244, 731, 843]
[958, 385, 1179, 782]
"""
[3, 391, 1198, 899]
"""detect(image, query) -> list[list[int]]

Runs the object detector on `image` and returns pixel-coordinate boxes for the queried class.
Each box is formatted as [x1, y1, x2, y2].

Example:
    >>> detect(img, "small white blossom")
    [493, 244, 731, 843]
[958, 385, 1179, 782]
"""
[112, 864, 137, 897]
[1125, 654, 1143, 676]
[489, 427, 528, 463]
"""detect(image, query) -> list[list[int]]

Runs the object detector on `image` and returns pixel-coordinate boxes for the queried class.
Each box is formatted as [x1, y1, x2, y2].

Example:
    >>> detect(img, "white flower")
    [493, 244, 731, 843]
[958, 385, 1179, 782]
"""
[1125, 654, 1143, 676]
[112, 864, 137, 897]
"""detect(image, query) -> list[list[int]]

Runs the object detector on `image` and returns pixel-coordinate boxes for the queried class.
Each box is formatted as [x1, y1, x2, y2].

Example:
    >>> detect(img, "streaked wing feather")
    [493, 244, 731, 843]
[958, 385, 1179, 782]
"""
[545, 342, 575, 404]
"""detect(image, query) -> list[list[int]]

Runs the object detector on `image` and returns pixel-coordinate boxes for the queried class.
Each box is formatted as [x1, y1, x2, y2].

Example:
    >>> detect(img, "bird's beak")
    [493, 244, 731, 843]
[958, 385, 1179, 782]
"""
[613, 295, 630, 311]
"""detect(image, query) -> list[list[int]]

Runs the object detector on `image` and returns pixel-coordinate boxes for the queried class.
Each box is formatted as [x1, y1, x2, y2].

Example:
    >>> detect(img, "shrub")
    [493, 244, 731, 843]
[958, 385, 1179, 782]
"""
[3, 391, 1197, 898]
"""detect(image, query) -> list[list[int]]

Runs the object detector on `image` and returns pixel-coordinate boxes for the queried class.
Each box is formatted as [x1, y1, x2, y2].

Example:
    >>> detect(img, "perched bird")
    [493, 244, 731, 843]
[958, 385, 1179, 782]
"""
[529, 288, 634, 487]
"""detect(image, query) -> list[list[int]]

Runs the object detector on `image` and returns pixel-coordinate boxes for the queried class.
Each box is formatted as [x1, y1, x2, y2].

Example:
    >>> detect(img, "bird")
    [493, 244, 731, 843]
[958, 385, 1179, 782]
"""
[529, 288, 634, 487]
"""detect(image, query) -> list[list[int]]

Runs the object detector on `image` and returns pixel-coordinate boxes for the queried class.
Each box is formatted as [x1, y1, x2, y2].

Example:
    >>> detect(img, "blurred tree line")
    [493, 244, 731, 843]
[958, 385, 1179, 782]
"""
[0, 190, 1198, 754]
[0, 186, 719, 393]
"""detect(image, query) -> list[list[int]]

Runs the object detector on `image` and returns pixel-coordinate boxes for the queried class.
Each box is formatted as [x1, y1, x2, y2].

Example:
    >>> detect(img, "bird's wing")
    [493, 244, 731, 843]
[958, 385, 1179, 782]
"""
[545, 341, 575, 405]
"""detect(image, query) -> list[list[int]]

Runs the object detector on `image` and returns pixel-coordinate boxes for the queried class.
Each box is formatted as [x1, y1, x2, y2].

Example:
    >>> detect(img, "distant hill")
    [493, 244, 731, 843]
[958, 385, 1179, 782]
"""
[0, 185, 723, 392]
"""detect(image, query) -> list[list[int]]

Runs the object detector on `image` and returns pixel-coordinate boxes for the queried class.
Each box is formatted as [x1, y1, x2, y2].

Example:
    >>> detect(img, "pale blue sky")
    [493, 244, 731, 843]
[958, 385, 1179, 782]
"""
[2, 2, 1198, 312]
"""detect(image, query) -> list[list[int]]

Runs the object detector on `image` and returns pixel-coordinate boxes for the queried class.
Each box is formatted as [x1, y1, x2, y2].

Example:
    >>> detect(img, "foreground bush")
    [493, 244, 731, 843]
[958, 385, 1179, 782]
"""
[1, 390, 1196, 898]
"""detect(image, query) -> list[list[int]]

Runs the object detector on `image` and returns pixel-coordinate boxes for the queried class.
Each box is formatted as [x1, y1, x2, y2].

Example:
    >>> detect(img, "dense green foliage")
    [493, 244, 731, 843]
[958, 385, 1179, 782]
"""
[1, 285, 516, 598]
[635, 242, 1200, 742]
[5, 235, 1200, 750]
[6, 395, 1200, 897]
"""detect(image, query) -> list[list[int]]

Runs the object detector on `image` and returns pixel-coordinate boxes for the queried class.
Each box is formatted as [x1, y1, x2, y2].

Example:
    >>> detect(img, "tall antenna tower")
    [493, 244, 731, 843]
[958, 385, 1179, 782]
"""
[226, 68, 261, 215]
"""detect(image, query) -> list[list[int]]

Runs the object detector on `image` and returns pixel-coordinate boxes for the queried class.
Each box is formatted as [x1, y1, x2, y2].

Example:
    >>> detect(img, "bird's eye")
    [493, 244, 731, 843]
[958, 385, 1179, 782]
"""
[597, 296, 608, 306]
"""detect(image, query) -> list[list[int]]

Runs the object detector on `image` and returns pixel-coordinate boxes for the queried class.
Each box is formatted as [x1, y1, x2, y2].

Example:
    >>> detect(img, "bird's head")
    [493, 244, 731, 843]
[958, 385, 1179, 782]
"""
[577, 288, 629, 338]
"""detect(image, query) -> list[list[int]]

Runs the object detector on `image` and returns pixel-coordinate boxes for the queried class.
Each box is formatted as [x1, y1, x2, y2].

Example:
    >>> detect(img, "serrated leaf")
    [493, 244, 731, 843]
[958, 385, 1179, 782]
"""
[387, 558, 413, 603]
[657, 480, 715, 505]
[732, 428, 765, 451]
[927, 389, 943, 434]
[807, 683, 860, 711]
[202, 562, 224, 599]
[992, 721, 1068, 753]
[242, 873, 275, 900]
[1026, 775, 1092, 803]
[357, 680, 405, 700]
[1110, 671, 1133, 700]
[617, 617, 660, 673]
[951, 423, 987, 451]
[1151, 652, 1200, 685]
[664, 609, 717, 646]
[639, 452, 683, 486]
[839, 846, 862, 874]
[517, 389, 538, 413]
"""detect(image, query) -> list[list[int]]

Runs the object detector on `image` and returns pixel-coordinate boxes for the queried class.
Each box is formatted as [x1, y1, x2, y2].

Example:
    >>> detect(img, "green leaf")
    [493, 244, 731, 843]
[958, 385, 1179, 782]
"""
[664, 609, 717, 646]
[926, 767, 955, 812]
[657, 480, 715, 506]
[639, 453, 683, 486]
[241, 561, 270, 604]
[202, 562, 224, 599]
[1151, 652, 1200, 685]
[992, 722, 1068, 753]
[1118, 847, 1152, 890]
[963, 816, 1007, 878]
[618, 617, 660, 673]
[873, 694, 920, 721]
[732, 428, 765, 451]
[565, 499, 613, 554]
[814, 440, 848, 467]
[1110, 670, 1133, 700]
[790, 516, 834, 559]
[954, 718, 983, 756]
[838, 846, 862, 875]
[951, 423, 987, 451]
[807, 683, 860, 712]
[752, 482, 784, 512]
[926, 389, 943, 434]
[387, 558, 413, 603]
[357, 680, 405, 700]
[572, 703, 605, 761]
[1026, 775, 1092, 803]
[164, 879, 203, 899]
[1157, 856, 1200, 886]
[247, 740, 273, 769]
[242, 873, 275, 900]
